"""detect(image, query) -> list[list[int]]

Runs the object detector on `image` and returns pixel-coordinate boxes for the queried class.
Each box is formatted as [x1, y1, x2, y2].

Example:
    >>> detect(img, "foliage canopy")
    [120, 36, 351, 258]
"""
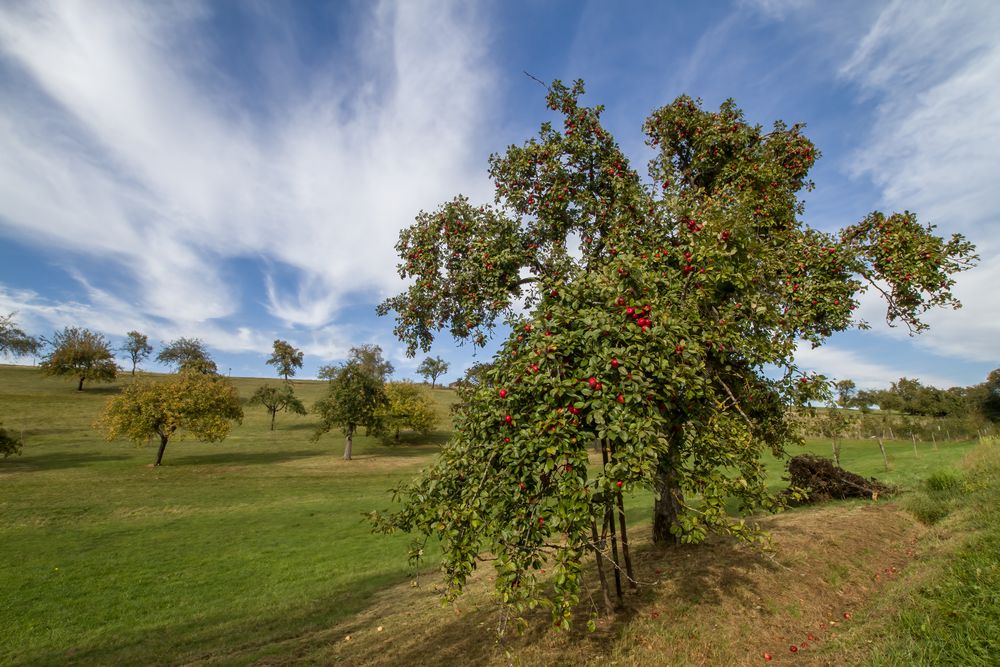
[97, 372, 243, 465]
[0, 312, 41, 358]
[249, 383, 307, 431]
[39, 327, 118, 391]
[374, 80, 977, 622]
[156, 338, 218, 375]
[266, 339, 304, 380]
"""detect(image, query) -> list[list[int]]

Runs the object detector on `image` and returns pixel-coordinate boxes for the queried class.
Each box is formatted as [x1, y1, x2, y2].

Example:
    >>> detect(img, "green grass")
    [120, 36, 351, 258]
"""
[0, 364, 988, 664]
[821, 444, 1000, 666]
[0, 365, 455, 665]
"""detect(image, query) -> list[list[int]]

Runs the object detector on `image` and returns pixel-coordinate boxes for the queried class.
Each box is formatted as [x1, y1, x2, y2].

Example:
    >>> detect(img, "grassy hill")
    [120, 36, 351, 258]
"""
[1, 364, 996, 665]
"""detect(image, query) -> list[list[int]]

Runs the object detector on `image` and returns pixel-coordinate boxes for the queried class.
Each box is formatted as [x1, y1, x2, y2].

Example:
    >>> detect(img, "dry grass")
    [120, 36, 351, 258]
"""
[204, 500, 924, 666]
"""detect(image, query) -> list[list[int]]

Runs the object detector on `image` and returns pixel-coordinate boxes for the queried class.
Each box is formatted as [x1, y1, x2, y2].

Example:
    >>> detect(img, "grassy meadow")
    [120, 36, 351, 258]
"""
[1, 363, 996, 665]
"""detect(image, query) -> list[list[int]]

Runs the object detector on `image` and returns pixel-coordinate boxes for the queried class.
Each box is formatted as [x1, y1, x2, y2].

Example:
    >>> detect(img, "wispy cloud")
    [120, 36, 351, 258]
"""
[0, 0, 496, 338]
[836, 0, 1000, 364]
[794, 342, 961, 390]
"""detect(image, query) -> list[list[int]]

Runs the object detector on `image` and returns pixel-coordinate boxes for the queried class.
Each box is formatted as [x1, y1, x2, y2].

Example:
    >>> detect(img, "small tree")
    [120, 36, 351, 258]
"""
[313, 361, 388, 460]
[266, 339, 304, 380]
[381, 382, 437, 441]
[0, 312, 41, 358]
[249, 383, 307, 431]
[417, 356, 449, 389]
[122, 331, 153, 376]
[40, 327, 118, 391]
[834, 379, 857, 410]
[96, 372, 243, 465]
[0, 421, 22, 459]
[157, 337, 218, 374]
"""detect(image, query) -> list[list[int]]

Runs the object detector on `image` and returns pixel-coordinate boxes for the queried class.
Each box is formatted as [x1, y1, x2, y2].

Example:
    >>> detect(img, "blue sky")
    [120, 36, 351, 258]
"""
[0, 0, 997, 388]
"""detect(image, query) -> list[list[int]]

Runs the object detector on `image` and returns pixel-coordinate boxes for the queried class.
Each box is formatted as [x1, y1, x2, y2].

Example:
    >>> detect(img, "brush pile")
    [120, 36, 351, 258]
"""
[785, 454, 896, 504]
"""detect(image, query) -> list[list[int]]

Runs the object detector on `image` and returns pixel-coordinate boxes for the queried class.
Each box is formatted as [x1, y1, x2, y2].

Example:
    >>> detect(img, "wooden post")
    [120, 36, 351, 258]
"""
[878, 437, 889, 472]
[911, 433, 918, 458]
[931, 432, 937, 451]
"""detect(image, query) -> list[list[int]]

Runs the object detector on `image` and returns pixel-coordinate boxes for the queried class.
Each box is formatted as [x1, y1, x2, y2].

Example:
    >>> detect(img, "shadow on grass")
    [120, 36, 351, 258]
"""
[26, 569, 418, 667]
[166, 449, 322, 466]
[0, 451, 132, 472]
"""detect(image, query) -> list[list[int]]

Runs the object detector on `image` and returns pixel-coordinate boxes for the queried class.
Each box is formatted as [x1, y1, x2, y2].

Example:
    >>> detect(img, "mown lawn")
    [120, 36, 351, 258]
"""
[0, 364, 987, 664]
[0, 365, 454, 665]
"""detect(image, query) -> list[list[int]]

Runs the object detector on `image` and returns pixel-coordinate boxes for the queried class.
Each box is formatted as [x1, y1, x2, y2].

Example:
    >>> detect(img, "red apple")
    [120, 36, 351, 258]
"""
[763, 653, 772, 661]
[617, 394, 625, 404]
[499, 389, 508, 398]
[504, 415, 513, 424]
[611, 358, 620, 368]
[790, 645, 798, 653]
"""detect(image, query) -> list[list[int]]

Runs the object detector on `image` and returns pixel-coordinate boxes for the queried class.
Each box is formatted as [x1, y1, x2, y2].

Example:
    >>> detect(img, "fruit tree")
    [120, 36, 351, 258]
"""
[373, 80, 977, 623]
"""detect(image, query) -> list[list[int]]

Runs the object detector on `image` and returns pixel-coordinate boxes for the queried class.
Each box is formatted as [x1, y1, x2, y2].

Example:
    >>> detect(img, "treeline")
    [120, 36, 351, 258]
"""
[835, 372, 1000, 421]
[1, 312, 448, 464]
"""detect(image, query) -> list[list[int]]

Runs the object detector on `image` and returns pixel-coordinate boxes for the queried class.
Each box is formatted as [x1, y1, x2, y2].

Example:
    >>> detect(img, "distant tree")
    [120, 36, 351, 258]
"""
[39, 327, 118, 391]
[0, 312, 41, 358]
[96, 372, 243, 466]
[834, 379, 857, 410]
[981, 369, 1000, 423]
[266, 339, 304, 380]
[249, 383, 307, 431]
[381, 382, 437, 441]
[417, 356, 449, 389]
[157, 338, 218, 375]
[122, 331, 153, 376]
[313, 360, 389, 460]
[0, 421, 21, 459]
[318, 344, 395, 383]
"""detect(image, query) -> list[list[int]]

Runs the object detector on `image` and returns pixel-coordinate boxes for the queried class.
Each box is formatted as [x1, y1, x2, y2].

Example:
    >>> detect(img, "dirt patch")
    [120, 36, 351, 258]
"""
[224, 500, 924, 666]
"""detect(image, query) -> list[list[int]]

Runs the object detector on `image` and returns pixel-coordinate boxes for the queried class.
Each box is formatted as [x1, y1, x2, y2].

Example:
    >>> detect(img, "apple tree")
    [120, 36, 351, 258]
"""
[40, 327, 118, 391]
[313, 359, 389, 460]
[417, 355, 450, 388]
[0, 421, 21, 459]
[96, 371, 243, 466]
[122, 330, 153, 376]
[381, 381, 437, 441]
[0, 312, 41, 358]
[249, 383, 307, 431]
[266, 339, 304, 380]
[373, 80, 977, 622]
[157, 337, 218, 375]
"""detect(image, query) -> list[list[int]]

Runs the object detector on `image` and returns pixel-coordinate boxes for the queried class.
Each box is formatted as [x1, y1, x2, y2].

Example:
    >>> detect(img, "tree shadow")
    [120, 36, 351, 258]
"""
[0, 451, 132, 472]
[166, 449, 322, 466]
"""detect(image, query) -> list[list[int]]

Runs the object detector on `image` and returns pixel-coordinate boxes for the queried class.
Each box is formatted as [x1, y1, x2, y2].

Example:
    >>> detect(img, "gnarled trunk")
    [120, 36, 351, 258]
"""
[652, 447, 684, 545]
[77, 376, 85, 391]
[154, 433, 169, 466]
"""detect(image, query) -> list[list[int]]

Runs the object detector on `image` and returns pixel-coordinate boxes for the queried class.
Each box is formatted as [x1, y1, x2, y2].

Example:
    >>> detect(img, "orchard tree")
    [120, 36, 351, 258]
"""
[417, 355, 450, 388]
[834, 379, 857, 410]
[96, 371, 243, 466]
[373, 80, 977, 621]
[266, 339, 304, 380]
[157, 337, 218, 375]
[313, 360, 388, 460]
[0, 421, 21, 459]
[318, 344, 394, 383]
[982, 369, 1000, 423]
[122, 331, 153, 376]
[40, 327, 118, 391]
[381, 382, 437, 441]
[0, 312, 41, 358]
[249, 383, 307, 431]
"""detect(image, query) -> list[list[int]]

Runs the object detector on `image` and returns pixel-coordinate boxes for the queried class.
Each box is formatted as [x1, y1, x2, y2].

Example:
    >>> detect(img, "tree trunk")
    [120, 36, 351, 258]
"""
[652, 446, 684, 545]
[589, 519, 613, 614]
[154, 433, 169, 466]
[131, 363, 136, 376]
[77, 376, 85, 391]
[431, 378, 437, 389]
[270, 409, 276, 431]
[343, 426, 354, 461]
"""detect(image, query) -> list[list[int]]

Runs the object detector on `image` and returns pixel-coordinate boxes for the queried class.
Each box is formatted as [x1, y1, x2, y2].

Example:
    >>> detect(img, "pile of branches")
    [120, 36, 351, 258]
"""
[785, 454, 896, 504]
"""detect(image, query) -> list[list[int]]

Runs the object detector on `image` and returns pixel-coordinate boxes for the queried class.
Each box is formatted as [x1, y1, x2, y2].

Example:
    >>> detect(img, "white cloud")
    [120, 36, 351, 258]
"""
[836, 1, 1000, 364]
[794, 342, 960, 390]
[0, 0, 496, 337]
